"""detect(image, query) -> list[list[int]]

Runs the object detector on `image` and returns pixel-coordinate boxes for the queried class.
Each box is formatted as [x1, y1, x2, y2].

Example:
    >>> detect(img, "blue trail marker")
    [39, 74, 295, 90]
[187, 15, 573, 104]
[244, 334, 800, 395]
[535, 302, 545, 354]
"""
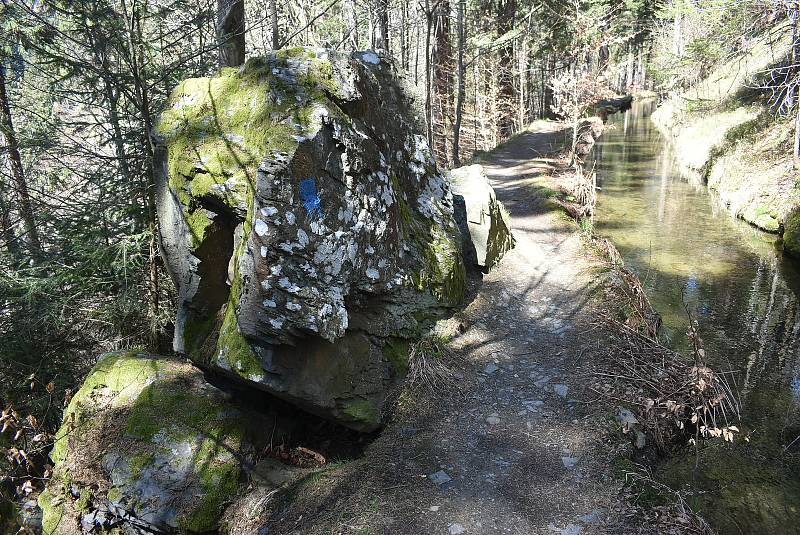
[299, 178, 322, 218]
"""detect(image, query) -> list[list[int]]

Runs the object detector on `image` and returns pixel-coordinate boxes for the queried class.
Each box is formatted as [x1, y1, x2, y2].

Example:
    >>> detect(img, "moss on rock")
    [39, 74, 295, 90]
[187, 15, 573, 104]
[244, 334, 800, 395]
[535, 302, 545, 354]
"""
[42, 353, 250, 534]
[154, 52, 346, 254]
[51, 351, 165, 465]
[341, 398, 381, 428]
[784, 208, 800, 258]
[38, 488, 65, 535]
[382, 338, 410, 375]
[743, 205, 781, 233]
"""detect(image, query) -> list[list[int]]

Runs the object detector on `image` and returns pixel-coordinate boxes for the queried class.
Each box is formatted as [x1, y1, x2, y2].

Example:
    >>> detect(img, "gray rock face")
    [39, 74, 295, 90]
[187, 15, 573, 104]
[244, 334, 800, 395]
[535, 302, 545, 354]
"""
[449, 164, 515, 271]
[153, 48, 465, 430]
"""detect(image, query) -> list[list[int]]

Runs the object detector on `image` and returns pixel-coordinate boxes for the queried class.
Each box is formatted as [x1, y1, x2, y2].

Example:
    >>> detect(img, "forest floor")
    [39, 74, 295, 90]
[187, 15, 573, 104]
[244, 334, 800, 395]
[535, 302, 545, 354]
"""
[235, 122, 660, 535]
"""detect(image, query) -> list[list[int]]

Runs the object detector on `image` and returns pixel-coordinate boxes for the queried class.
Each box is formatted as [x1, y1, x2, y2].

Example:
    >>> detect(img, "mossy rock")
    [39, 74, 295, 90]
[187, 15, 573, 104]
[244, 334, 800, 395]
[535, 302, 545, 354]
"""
[784, 207, 800, 258]
[449, 164, 515, 271]
[742, 205, 781, 233]
[153, 48, 466, 431]
[41, 353, 250, 534]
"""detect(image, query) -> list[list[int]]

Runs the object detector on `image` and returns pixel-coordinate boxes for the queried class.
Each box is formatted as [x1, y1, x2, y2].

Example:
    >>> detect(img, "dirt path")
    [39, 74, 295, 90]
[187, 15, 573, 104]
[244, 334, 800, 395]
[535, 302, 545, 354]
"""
[246, 125, 641, 535]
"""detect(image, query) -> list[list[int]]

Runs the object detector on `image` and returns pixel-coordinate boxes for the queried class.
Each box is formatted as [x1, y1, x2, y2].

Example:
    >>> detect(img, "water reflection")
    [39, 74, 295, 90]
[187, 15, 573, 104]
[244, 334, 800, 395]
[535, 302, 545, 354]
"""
[593, 100, 800, 534]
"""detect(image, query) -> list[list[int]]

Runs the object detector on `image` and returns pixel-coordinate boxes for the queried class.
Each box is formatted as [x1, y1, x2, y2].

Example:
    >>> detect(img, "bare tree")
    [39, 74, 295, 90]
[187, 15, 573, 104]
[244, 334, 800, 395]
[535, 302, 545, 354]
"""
[373, 0, 388, 50]
[0, 63, 41, 258]
[343, 0, 358, 49]
[271, 0, 279, 49]
[218, 0, 246, 67]
[496, 0, 516, 140]
[433, 0, 453, 162]
[452, 0, 466, 166]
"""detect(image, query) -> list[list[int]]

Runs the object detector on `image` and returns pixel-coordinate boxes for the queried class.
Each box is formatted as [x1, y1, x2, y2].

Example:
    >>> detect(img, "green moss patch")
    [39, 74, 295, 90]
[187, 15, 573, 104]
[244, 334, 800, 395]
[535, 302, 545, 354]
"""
[155, 50, 357, 381]
[404, 218, 465, 307]
[342, 398, 380, 427]
[45, 353, 249, 534]
[51, 351, 165, 465]
[743, 205, 781, 233]
[382, 338, 410, 375]
[38, 488, 66, 535]
[784, 208, 800, 258]
[154, 50, 347, 253]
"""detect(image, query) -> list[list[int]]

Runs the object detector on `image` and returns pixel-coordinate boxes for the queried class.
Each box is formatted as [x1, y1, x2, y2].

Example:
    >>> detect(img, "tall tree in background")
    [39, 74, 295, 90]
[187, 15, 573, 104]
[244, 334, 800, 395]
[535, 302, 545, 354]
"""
[344, 0, 358, 48]
[452, 0, 466, 166]
[496, 0, 516, 140]
[372, 0, 389, 50]
[218, 0, 246, 66]
[0, 62, 40, 258]
[271, 0, 280, 49]
[433, 0, 453, 163]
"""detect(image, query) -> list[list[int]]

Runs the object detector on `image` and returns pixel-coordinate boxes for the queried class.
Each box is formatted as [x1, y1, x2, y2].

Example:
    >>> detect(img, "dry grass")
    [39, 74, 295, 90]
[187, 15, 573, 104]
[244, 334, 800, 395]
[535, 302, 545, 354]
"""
[405, 336, 464, 395]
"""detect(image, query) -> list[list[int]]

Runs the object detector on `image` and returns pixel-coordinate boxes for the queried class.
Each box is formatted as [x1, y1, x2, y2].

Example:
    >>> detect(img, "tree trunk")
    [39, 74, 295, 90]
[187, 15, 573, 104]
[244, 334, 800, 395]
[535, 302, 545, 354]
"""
[496, 0, 516, 140]
[414, 13, 420, 84]
[0, 179, 20, 261]
[625, 43, 634, 90]
[373, 0, 388, 50]
[543, 54, 555, 118]
[672, 4, 683, 57]
[424, 1, 434, 147]
[433, 0, 453, 163]
[344, 0, 358, 49]
[598, 43, 609, 70]
[793, 2, 800, 165]
[794, 105, 800, 165]
[473, 59, 479, 153]
[271, 0, 280, 49]
[452, 0, 465, 166]
[218, 0, 246, 67]
[518, 39, 525, 129]
[400, 1, 407, 68]
[122, 1, 160, 345]
[0, 63, 41, 258]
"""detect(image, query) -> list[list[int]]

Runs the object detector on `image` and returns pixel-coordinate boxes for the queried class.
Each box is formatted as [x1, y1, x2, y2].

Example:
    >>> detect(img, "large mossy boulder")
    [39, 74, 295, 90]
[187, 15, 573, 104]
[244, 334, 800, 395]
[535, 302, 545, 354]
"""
[449, 164, 514, 270]
[39, 353, 252, 534]
[153, 48, 465, 431]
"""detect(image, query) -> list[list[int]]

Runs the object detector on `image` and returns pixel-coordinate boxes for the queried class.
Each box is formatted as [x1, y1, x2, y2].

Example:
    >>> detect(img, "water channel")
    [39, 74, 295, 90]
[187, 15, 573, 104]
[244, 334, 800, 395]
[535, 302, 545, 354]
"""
[593, 100, 800, 533]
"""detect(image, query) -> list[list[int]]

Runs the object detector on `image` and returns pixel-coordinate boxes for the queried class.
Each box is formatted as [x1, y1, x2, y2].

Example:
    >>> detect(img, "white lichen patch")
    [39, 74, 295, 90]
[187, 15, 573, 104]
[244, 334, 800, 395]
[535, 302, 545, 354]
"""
[261, 206, 278, 217]
[297, 229, 309, 246]
[278, 277, 301, 293]
[255, 219, 270, 237]
[416, 171, 453, 224]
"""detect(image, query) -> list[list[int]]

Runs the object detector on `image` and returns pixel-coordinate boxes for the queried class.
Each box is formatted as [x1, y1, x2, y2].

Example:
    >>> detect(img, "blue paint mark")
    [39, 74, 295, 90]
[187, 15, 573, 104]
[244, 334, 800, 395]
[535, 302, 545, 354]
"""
[300, 178, 322, 218]
[792, 378, 800, 400]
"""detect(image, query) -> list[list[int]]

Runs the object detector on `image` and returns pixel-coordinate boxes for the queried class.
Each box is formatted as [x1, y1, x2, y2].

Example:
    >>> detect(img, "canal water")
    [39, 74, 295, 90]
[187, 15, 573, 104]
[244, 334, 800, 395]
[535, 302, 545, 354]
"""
[593, 100, 800, 533]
